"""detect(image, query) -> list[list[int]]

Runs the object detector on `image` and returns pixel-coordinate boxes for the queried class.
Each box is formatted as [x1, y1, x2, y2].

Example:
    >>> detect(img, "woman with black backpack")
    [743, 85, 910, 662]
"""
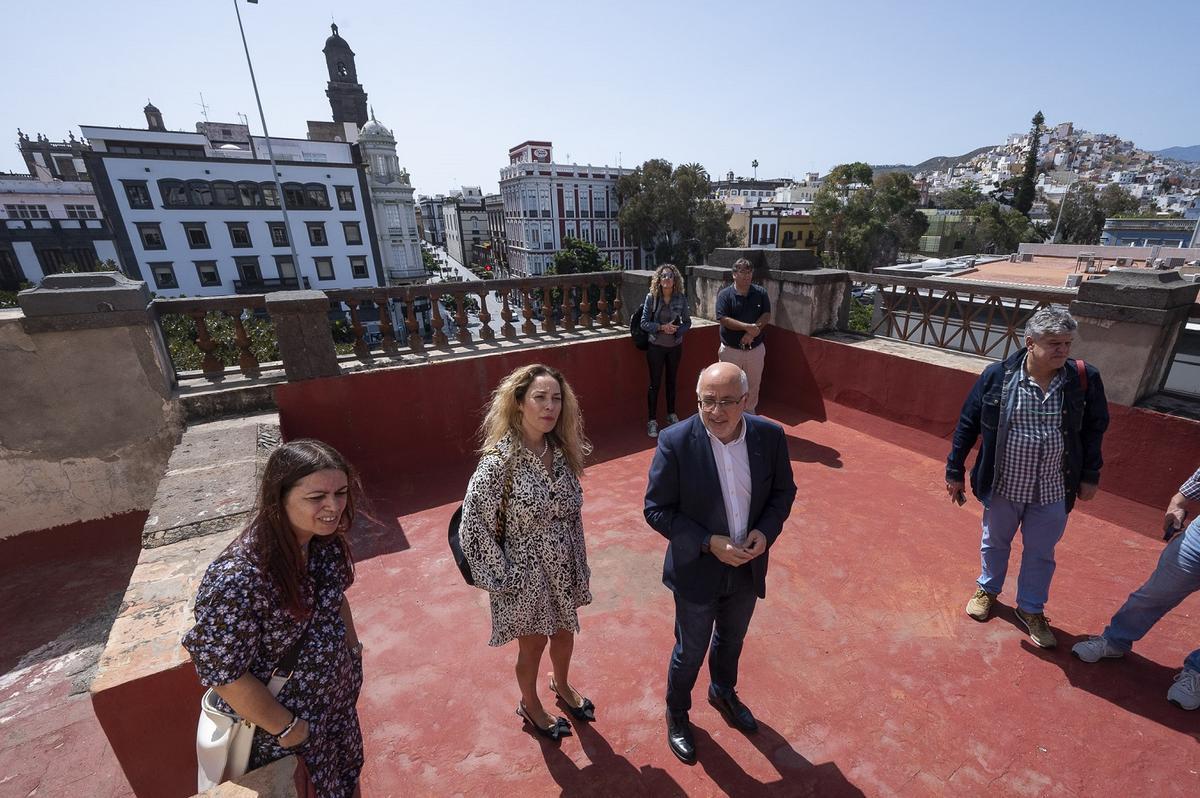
[640, 264, 692, 438]
[458, 364, 595, 741]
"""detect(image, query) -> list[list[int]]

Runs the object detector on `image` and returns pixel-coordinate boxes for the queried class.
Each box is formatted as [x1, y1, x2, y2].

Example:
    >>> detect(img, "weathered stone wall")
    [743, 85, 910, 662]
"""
[0, 275, 183, 539]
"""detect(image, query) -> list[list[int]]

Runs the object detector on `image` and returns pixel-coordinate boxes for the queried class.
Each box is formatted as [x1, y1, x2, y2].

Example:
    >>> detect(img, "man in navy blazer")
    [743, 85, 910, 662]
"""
[644, 362, 797, 764]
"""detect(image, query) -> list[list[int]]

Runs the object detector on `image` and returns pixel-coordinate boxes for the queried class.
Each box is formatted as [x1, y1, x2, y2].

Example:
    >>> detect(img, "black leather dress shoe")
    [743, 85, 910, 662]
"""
[708, 688, 758, 733]
[666, 711, 696, 764]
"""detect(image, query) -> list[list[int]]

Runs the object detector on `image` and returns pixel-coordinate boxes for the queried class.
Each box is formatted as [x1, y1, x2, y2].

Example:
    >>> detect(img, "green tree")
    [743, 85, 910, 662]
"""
[1046, 183, 1105, 244]
[616, 159, 738, 266]
[812, 165, 928, 272]
[549, 237, 613, 275]
[422, 248, 440, 274]
[934, 183, 985, 211]
[958, 203, 1045, 254]
[159, 311, 280, 372]
[1013, 111, 1045, 215]
[1098, 184, 1140, 218]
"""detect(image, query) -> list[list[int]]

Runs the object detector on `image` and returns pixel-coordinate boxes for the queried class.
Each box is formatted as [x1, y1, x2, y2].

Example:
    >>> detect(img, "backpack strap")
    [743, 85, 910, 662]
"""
[1074, 358, 1087, 393]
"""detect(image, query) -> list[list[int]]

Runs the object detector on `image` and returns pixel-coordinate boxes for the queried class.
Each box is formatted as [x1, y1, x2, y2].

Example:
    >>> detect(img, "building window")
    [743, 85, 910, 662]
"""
[188, 181, 214, 207]
[183, 222, 210, 249]
[137, 222, 165, 250]
[336, 186, 356, 210]
[212, 181, 240, 206]
[235, 256, 261, 284]
[123, 181, 152, 209]
[227, 222, 252, 248]
[314, 256, 335, 280]
[385, 204, 401, 227]
[342, 221, 362, 246]
[5, 204, 51, 219]
[268, 222, 289, 247]
[261, 183, 280, 208]
[306, 184, 329, 209]
[349, 255, 369, 279]
[307, 222, 328, 246]
[275, 255, 296, 280]
[159, 180, 188, 207]
[149, 262, 178, 289]
[65, 204, 98, 219]
[194, 260, 221, 287]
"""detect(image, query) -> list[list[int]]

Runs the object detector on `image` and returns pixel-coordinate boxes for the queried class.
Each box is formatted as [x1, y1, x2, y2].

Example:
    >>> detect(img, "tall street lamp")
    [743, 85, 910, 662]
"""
[233, 0, 302, 279]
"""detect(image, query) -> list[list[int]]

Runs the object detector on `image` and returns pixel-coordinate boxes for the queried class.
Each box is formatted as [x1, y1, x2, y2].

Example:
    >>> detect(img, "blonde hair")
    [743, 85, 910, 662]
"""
[649, 263, 685, 301]
[478, 363, 592, 476]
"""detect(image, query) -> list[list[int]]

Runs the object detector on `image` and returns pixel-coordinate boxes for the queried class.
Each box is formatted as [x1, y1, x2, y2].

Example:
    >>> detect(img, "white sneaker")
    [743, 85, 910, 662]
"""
[666, 413, 679, 425]
[1071, 636, 1126, 663]
[1167, 668, 1200, 710]
[647, 421, 658, 438]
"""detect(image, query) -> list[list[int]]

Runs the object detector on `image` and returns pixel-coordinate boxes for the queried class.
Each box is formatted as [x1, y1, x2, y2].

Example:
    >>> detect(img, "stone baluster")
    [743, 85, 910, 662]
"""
[378, 294, 399, 355]
[227, 309, 260, 377]
[501, 289, 516, 338]
[347, 301, 370, 359]
[191, 309, 222, 377]
[560, 283, 574, 331]
[431, 290, 448, 347]
[403, 291, 423, 352]
[540, 288, 555, 334]
[453, 291, 471, 344]
[596, 289, 610, 326]
[610, 281, 623, 324]
[521, 287, 535, 336]
[477, 288, 494, 341]
[579, 283, 593, 328]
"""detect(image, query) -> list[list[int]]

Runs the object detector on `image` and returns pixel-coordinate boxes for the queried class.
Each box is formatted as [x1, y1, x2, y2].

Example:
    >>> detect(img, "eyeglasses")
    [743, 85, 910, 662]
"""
[698, 395, 746, 411]
[660, 274, 674, 280]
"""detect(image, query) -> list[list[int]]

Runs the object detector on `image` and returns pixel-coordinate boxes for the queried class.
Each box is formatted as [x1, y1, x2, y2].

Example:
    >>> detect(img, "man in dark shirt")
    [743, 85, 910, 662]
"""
[715, 258, 772, 414]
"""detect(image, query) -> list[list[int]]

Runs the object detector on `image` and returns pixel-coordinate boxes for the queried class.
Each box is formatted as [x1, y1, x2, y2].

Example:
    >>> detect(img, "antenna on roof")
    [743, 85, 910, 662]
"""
[197, 92, 211, 124]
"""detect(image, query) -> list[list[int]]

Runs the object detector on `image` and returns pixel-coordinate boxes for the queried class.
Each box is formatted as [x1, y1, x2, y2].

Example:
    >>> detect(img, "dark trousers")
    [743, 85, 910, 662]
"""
[647, 343, 683, 420]
[666, 564, 758, 716]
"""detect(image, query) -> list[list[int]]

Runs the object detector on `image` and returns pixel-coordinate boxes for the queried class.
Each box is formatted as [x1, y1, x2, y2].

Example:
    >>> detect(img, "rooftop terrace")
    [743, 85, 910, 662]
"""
[3, 251, 1200, 796]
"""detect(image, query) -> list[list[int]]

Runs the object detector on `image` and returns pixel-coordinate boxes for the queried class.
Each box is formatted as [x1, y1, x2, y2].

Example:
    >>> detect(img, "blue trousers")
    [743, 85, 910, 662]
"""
[666, 564, 757, 716]
[978, 495, 1068, 614]
[1102, 517, 1200, 671]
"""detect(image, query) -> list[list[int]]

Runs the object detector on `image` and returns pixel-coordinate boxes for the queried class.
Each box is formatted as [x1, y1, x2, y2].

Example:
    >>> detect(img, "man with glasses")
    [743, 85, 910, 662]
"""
[946, 306, 1109, 649]
[645, 362, 796, 764]
[715, 258, 772, 414]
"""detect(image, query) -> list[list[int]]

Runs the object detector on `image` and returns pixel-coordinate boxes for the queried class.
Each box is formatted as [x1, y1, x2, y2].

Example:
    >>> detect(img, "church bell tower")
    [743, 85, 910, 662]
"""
[323, 23, 368, 127]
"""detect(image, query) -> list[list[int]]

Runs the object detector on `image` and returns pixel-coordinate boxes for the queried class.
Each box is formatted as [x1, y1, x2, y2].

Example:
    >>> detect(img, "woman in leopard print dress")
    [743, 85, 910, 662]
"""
[460, 364, 594, 739]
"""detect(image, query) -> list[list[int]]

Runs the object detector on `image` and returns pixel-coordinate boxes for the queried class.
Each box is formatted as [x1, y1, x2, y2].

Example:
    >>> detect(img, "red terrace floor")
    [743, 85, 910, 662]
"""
[0, 513, 142, 797]
[347, 402, 1199, 798]
[5, 404, 1199, 797]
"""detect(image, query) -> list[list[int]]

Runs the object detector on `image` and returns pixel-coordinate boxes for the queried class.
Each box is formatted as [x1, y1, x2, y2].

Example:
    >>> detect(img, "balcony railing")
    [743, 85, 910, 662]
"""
[150, 272, 624, 384]
[232, 276, 310, 293]
[855, 273, 1076, 360]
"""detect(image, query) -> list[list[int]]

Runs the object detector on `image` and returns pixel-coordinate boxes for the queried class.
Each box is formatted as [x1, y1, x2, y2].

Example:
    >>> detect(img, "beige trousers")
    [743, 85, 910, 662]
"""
[717, 342, 766, 414]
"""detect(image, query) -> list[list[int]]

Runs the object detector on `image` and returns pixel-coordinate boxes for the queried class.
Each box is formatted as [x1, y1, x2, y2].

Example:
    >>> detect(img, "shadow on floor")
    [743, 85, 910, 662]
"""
[693, 720, 866, 797]
[533, 719, 687, 797]
[0, 512, 144, 676]
[785, 433, 844, 469]
[1022, 636, 1200, 742]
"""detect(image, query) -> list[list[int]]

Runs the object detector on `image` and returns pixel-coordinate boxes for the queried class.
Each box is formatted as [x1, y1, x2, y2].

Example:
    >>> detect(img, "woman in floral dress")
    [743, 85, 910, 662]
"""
[461, 363, 594, 740]
[184, 439, 365, 796]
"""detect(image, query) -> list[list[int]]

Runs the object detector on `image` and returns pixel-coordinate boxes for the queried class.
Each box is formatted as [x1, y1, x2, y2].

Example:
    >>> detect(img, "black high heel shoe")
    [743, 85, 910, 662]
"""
[517, 701, 572, 740]
[549, 676, 596, 722]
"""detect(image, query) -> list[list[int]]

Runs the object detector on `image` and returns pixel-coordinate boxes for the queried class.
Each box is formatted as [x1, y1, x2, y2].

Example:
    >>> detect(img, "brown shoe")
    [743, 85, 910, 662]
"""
[965, 587, 998, 621]
[1014, 608, 1057, 649]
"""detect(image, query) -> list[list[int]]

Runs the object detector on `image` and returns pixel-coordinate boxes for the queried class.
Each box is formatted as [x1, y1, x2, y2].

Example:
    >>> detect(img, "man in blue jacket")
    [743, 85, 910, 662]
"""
[645, 362, 797, 764]
[946, 306, 1109, 649]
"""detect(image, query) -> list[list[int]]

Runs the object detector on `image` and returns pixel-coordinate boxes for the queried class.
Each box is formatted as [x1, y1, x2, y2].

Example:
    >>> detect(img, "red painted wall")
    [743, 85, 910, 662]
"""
[764, 330, 1200, 511]
[275, 328, 720, 490]
[92, 663, 204, 798]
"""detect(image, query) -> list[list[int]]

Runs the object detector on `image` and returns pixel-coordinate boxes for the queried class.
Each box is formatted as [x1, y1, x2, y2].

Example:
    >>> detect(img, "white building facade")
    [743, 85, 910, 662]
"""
[358, 116, 423, 284]
[81, 110, 381, 298]
[499, 141, 639, 276]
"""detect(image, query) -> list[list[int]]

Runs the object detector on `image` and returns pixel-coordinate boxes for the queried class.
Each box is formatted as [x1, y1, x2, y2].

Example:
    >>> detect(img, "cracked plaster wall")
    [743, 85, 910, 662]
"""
[0, 316, 183, 539]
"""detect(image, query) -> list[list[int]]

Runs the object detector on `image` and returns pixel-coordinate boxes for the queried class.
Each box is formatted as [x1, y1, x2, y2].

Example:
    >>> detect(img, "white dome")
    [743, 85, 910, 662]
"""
[359, 118, 393, 139]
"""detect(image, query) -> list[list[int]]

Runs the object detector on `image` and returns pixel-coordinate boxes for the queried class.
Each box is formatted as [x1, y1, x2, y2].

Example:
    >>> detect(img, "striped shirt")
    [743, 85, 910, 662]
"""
[995, 364, 1065, 505]
[1179, 468, 1200, 500]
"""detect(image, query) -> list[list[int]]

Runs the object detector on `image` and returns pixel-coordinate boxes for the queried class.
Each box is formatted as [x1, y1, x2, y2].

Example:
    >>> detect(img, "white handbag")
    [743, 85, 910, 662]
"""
[195, 634, 305, 791]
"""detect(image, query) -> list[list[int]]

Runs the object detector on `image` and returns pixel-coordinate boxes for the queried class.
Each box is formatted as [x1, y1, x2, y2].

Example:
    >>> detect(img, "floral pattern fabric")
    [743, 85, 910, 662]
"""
[183, 538, 363, 797]
[460, 433, 592, 646]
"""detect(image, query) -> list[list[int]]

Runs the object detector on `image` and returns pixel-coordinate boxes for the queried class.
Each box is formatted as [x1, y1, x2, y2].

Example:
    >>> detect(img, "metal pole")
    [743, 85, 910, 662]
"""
[234, 0, 302, 280]
[1051, 177, 1074, 244]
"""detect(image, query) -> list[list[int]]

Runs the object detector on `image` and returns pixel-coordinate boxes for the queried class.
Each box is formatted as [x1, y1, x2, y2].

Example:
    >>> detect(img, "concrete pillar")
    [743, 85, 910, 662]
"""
[769, 269, 851, 336]
[4, 271, 182, 538]
[620, 270, 653, 322]
[265, 290, 340, 381]
[1070, 269, 1200, 405]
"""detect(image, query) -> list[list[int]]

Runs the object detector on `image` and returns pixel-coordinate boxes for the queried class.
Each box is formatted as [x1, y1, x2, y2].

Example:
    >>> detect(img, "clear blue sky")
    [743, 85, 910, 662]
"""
[4, 0, 1198, 195]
